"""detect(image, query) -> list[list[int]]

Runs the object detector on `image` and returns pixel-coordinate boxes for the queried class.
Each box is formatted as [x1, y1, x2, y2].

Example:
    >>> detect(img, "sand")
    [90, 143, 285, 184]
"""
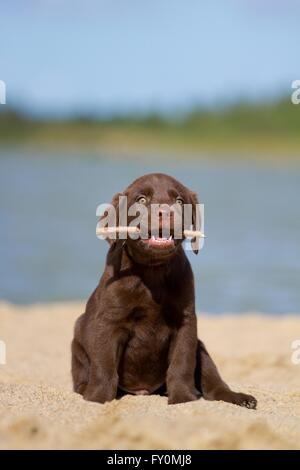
[0, 301, 299, 450]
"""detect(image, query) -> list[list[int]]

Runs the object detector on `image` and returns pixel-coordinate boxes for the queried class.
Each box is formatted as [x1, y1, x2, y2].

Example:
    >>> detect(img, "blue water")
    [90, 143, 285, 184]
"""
[0, 149, 299, 313]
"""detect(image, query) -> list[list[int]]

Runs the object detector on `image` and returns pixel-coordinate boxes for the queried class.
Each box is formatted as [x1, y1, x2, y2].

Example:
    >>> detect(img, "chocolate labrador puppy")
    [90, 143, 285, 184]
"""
[71, 173, 257, 409]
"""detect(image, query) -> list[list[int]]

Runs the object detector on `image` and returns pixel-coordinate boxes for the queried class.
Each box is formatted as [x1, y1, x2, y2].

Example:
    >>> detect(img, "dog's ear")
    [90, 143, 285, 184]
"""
[190, 190, 201, 255]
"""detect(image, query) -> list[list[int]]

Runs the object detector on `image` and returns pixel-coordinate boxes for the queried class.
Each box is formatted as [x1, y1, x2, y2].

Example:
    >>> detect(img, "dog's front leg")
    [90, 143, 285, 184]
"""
[167, 313, 199, 405]
[83, 324, 127, 404]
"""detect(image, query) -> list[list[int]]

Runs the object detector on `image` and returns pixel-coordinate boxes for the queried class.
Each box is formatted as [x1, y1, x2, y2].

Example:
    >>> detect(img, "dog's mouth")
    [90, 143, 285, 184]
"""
[137, 226, 178, 251]
[142, 234, 175, 249]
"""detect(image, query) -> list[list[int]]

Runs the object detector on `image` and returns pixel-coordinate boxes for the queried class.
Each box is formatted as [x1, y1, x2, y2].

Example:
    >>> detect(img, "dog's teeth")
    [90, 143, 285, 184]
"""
[168, 236, 172, 240]
[151, 235, 155, 240]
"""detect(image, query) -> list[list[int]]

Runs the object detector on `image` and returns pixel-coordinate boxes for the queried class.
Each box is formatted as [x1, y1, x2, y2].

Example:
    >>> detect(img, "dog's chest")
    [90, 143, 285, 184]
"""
[124, 307, 171, 366]
[131, 269, 180, 306]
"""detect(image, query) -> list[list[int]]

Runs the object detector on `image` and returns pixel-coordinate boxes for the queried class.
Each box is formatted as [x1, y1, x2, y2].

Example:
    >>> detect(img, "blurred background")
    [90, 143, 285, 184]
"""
[0, 0, 300, 313]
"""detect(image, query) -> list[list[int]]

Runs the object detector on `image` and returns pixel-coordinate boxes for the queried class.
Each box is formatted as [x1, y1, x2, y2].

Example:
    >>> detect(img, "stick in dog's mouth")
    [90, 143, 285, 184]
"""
[96, 226, 206, 239]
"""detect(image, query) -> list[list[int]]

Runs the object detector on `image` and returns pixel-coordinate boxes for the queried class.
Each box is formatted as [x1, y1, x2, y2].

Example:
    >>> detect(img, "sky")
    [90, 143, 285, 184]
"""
[0, 0, 300, 116]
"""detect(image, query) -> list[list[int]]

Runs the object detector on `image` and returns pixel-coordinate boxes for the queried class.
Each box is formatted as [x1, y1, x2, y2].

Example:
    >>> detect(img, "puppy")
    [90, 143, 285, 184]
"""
[71, 173, 257, 408]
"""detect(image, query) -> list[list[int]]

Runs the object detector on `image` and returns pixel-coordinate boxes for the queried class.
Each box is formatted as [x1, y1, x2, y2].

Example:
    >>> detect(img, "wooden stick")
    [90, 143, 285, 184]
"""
[96, 226, 206, 238]
[183, 229, 206, 238]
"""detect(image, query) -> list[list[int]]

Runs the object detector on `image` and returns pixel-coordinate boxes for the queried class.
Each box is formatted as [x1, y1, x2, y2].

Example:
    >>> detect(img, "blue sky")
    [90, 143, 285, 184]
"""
[0, 0, 300, 116]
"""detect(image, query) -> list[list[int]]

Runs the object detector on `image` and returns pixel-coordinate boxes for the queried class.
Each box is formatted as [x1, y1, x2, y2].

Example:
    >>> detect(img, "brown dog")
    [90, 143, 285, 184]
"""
[71, 173, 257, 408]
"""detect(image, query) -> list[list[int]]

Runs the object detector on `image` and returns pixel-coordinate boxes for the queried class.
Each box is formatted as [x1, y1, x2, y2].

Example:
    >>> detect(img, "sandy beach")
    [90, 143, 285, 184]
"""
[0, 301, 299, 450]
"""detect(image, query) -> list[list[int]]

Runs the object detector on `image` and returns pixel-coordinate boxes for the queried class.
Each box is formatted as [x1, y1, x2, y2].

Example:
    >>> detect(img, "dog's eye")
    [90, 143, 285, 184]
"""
[176, 197, 184, 205]
[137, 196, 147, 205]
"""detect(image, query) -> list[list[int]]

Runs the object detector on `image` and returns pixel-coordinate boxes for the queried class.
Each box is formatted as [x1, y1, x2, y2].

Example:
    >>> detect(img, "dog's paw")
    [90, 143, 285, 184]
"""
[73, 382, 87, 396]
[229, 392, 257, 409]
[83, 384, 116, 404]
[168, 388, 199, 405]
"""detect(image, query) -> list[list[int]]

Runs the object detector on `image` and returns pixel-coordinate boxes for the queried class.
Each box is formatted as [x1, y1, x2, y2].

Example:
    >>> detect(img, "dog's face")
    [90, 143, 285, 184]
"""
[109, 173, 199, 264]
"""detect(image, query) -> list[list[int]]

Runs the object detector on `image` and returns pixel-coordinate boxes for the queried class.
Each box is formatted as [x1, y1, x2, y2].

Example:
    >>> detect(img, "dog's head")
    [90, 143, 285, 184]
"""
[104, 173, 200, 265]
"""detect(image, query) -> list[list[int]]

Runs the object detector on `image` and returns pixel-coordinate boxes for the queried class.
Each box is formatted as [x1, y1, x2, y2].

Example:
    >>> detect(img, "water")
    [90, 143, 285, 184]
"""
[0, 149, 299, 313]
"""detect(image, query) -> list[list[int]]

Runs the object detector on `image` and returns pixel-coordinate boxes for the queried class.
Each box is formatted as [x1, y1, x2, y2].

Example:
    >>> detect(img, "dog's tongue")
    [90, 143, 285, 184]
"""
[146, 235, 174, 248]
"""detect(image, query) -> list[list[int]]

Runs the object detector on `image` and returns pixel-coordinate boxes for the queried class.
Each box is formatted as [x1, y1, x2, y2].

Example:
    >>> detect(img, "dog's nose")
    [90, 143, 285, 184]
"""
[158, 208, 170, 218]
[157, 207, 173, 220]
[158, 211, 175, 235]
